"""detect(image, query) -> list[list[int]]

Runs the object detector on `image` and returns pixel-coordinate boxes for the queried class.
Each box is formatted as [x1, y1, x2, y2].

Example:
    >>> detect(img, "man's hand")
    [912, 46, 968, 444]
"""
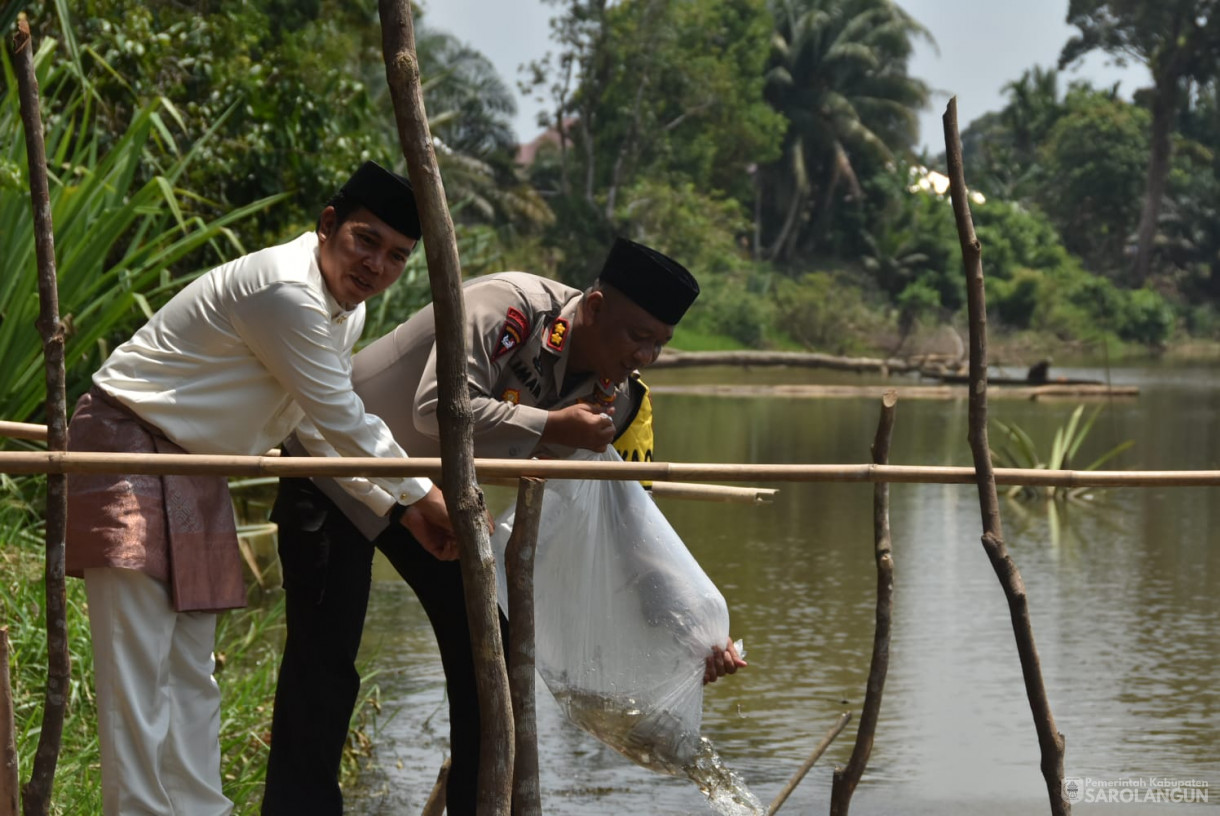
[401, 485, 459, 561]
[703, 638, 748, 685]
[541, 402, 616, 451]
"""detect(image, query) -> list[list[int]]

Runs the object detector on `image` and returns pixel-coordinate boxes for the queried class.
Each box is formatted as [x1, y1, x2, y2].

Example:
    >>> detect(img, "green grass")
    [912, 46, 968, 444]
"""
[0, 478, 380, 814]
[669, 325, 751, 352]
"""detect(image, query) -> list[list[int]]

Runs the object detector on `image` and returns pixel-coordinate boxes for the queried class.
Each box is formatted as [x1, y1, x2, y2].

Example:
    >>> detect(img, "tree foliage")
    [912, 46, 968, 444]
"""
[1062, 0, 1220, 284]
[759, 0, 931, 263]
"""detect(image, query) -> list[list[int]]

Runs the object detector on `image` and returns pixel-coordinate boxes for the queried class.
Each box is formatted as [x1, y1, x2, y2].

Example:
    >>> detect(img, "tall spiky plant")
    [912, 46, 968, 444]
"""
[1, 36, 286, 428]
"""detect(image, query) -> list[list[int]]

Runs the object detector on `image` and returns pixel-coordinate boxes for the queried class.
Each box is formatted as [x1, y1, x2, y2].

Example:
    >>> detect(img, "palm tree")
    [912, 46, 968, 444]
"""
[760, 0, 931, 263]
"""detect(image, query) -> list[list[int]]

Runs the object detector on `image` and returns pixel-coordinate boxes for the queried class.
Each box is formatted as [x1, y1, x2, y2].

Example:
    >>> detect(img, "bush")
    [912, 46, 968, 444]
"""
[773, 271, 889, 355]
[990, 267, 1045, 329]
[1119, 288, 1174, 347]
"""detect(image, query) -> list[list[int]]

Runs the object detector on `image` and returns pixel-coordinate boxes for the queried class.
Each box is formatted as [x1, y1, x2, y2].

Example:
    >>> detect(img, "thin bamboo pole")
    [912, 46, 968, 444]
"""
[0, 450, 1219, 489]
[378, 3, 513, 813]
[765, 711, 852, 815]
[420, 758, 450, 816]
[487, 475, 776, 504]
[11, 15, 69, 816]
[829, 392, 897, 815]
[945, 97, 1068, 816]
[648, 482, 776, 503]
[505, 478, 545, 816]
[0, 422, 46, 443]
[1, 628, 16, 816]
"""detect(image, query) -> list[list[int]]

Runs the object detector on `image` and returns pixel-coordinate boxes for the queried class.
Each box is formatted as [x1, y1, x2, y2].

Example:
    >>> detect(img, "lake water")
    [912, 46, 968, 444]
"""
[347, 363, 1220, 815]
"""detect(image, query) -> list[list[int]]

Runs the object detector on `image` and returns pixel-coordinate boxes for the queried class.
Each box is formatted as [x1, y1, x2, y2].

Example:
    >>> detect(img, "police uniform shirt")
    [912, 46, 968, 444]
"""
[291, 271, 641, 539]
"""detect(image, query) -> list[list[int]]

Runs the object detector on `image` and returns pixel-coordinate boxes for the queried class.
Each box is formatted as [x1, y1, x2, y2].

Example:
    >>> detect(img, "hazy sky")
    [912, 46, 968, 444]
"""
[418, 0, 1152, 154]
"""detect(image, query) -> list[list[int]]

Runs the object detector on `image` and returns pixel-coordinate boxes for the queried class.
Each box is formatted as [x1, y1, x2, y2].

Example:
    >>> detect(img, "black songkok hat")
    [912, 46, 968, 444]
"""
[330, 161, 422, 240]
[597, 237, 699, 325]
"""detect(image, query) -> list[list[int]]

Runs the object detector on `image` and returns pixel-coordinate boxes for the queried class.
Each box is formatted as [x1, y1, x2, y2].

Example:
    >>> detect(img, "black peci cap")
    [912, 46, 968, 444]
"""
[596, 237, 699, 325]
[328, 161, 422, 240]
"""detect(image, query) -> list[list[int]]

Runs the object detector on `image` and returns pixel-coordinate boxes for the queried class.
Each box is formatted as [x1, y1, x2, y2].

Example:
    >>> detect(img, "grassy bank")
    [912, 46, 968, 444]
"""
[0, 480, 378, 814]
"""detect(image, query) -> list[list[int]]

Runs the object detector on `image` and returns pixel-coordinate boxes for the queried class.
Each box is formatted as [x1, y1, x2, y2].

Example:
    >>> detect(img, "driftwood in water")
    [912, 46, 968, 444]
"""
[652, 349, 922, 374]
[829, 392, 897, 815]
[945, 96, 1069, 816]
[649, 383, 1138, 401]
[11, 16, 70, 816]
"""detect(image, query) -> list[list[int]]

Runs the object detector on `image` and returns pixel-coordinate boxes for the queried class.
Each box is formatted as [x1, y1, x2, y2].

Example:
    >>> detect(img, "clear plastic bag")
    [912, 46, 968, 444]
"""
[492, 448, 729, 774]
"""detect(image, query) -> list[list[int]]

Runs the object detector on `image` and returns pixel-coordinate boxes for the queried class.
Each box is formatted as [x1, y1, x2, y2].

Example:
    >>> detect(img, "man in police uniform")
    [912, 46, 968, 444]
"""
[261, 237, 745, 816]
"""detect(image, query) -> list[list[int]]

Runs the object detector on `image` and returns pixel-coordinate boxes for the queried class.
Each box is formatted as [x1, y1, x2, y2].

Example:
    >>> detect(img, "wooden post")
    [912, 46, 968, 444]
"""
[829, 392, 897, 815]
[505, 478, 545, 816]
[765, 711, 851, 816]
[377, 3, 514, 813]
[944, 97, 1068, 816]
[11, 16, 70, 816]
[1, 628, 17, 816]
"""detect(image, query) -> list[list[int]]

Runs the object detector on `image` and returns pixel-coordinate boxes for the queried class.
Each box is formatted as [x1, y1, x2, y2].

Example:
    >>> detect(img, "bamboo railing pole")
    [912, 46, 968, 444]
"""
[765, 711, 851, 815]
[378, 4, 513, 813]
[11, 16, 69, 816]
[945, 97, 1068, 816]
[5, 450, 1220, 488]
[1, 628, 16, 816]
[829, 392, 897, 816]
[505, 478, 545, 816]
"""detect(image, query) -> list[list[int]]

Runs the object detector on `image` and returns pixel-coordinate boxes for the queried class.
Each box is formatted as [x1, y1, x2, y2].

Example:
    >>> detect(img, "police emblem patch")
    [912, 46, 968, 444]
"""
[492, 307, 530, 361]
[545, 317, 569, 352]
[501, 389, 520, 405]
[593, 376, 616, 405]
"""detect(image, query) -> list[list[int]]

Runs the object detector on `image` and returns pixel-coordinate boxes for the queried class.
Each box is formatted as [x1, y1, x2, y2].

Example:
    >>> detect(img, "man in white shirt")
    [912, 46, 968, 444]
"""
[65, 161, 451, 816]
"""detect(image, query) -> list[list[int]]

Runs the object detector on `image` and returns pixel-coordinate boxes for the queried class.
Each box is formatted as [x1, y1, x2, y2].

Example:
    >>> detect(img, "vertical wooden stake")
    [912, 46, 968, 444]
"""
[829, 391, 897, 815]
[377, 3, 514, 813]
[943, 96, 1068, 816]
[1, 628, 18, 816]
[11, 16, 70, 816]
[505, 478, 545, 816]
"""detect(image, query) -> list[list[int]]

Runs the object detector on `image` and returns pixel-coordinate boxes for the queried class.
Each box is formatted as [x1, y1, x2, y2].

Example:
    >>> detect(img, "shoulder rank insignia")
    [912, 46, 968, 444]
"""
[501, 388, 520, 405]
[492, 307, 530, 361]
[545, 317, 569, 352]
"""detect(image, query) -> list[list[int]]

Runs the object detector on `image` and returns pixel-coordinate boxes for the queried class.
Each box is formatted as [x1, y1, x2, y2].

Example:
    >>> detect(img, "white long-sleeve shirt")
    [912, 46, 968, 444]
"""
[93, 231, 431, 515]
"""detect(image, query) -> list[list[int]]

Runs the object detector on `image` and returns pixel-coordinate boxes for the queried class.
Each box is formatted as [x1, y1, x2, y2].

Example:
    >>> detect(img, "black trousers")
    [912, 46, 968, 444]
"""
[261, 477, 507, 816]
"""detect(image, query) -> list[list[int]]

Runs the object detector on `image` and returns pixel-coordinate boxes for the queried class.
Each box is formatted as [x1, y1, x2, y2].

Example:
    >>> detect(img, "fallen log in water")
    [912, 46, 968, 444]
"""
[652, 349, 922, 374]
[649, 383, 1138, 400]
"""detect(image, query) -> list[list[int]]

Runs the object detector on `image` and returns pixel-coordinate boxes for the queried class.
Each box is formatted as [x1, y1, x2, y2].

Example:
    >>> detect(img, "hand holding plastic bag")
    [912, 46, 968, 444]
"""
[492, 448, 729, 773]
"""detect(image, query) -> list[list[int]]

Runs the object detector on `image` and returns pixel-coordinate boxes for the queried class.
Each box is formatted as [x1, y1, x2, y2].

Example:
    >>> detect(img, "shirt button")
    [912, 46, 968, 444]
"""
[399, 492, 411, 502]
[336, 315, 348, 324]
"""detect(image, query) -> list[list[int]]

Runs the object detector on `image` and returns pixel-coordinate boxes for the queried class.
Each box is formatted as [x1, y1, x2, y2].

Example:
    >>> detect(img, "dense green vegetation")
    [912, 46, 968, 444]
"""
[5, 0, 1220, 806]
[7, 0, 1220, 368]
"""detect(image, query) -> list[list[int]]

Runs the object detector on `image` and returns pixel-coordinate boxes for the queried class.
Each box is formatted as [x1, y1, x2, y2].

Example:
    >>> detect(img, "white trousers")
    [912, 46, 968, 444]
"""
[84, 568, 233, 816]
